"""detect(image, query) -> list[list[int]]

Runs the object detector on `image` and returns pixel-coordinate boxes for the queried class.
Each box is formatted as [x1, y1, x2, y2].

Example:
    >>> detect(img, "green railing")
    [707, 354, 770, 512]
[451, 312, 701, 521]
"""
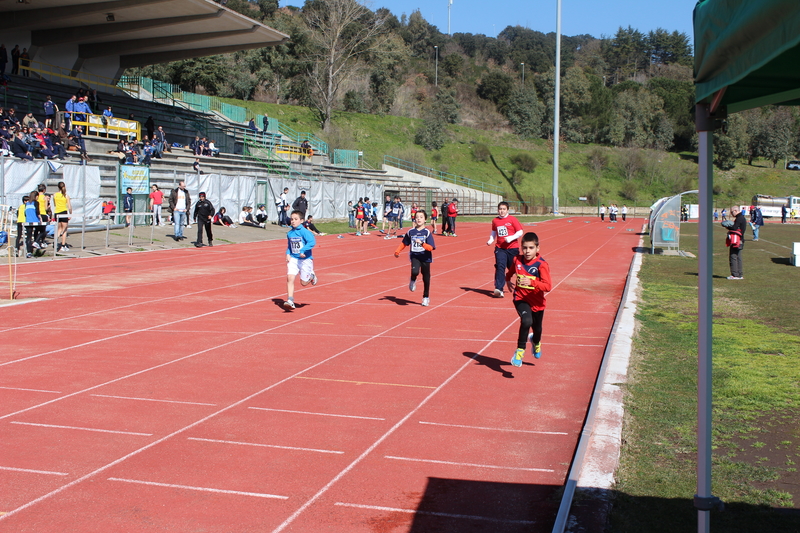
[242, 133, 318, 181]
[384, 155, 504, 195]
[333, 149, 359, 168]
[275, 122, 328, 156]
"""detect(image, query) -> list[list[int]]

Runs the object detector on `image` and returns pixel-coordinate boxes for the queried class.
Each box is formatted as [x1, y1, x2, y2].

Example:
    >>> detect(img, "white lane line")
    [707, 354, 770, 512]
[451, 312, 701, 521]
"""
[188, 437, 343, 455]
[248, 407, 384, 421]
[384, 455, 554, 473]
[0, 386, 61, 394]
[0, 466, 69, 476]
[91, 394, 216, 406]
[334, 502, 536, 525]
[418, 421, 569, 435]
[107, 478, 288, 500]
[10, 422, 152, 436]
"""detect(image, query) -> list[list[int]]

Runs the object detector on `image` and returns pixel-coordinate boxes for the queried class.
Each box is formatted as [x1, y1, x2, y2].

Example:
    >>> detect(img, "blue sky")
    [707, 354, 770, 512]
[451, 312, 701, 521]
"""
[281, 0, 699, 41]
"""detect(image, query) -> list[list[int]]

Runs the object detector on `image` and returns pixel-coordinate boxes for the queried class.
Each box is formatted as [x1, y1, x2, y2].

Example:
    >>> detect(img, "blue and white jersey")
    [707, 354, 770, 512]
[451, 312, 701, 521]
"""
[286, 225, 316, 259]
[402, 227, 435, 263]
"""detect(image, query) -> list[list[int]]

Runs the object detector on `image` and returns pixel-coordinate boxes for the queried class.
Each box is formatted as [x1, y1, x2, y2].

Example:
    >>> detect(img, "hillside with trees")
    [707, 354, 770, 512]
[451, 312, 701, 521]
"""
[126, 0, 800, 203]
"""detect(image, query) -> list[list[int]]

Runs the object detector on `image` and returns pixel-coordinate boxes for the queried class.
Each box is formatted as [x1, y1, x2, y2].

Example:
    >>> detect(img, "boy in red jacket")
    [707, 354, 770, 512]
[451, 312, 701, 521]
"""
[506, 232, 552, 367]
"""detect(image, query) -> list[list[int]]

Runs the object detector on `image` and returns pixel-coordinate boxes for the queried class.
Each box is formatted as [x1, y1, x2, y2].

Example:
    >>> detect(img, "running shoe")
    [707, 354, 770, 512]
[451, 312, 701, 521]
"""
[451, 233, 457, 237]
[409, 279, 416, 292]
[528, 333, 542, 359]
[311, 273, 318, 286]
[511, 348, 525, 367]
[62, 244, 70, 252]
[26, 253, 32, 258]
[421, 297, 430, 306]
[283, 299, 295, 310]
[493, 289, 504, 298]
[355, 232, 361, 236]
[32, 242, 40, 249]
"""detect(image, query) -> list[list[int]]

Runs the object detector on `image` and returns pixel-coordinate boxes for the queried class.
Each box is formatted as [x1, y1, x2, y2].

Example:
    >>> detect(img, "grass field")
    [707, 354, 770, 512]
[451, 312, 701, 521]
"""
[609, 222, 800, 532]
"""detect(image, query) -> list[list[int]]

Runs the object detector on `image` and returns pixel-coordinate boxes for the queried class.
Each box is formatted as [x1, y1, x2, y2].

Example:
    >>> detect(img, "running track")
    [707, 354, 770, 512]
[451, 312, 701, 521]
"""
[0, 218, 641, 532]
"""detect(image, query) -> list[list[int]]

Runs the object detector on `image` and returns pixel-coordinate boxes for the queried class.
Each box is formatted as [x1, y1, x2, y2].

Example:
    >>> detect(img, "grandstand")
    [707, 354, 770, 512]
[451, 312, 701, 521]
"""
[1, 0, 501, 218]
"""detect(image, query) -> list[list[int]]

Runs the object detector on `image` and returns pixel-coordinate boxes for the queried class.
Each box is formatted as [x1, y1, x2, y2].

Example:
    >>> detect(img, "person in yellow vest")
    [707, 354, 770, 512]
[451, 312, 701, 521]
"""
[36, 183, 51, 224]
[53, 181, 72, 252]
[15, 195, 29, 257]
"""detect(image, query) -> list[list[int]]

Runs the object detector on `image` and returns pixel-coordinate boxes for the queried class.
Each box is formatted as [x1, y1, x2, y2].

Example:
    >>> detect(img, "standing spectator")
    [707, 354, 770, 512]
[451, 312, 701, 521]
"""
[64, 95, 76, 131]
[292, 190, 308, 218]
[43, 96, 58, 129]
[347, 200, 355, 228]
[275, 187, 289, 226]
[53, 181, 72, 252]
[749, 205, 764, 241]
[599, 203, 606, 222]
[154, 126, 167, 158]
[723, 205, 746, 280]
[73, 96, 91, 123]
[149, 184, 164, 226]
[781, 204, 788, 224]
[144, 116, 155, 139]
[10, 45, 20, 75]
[262, 112, 269, 132]
[430, 201, 438, 234]
[19, 48, 30, 76]
[141, 140, 154, 166]
[487, 201, 523, 298]
[622, 205, 628, 221]
[440, 199, 451, 235]
[15, 195, 29, 257]
[0, 44, 7, 76]
[354, 199, 365, 236]
[193, 192, 214, 247]
[23, 191, 42, 258]
[361, 197, 372, 235]
[102, 106, 113, 135]
[169, 181, 191, 241]
[380, 193, 392, 234]
[713, 209, 719, 221]
[445, 198, 459, 236]
[123, 187, 134, 227]
[721, 208, 727, 221]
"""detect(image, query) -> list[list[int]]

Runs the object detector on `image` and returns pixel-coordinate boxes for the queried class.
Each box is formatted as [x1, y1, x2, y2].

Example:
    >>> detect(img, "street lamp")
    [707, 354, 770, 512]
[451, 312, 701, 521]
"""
[434, 46, 439, 87]
[521, 62, 525, 86]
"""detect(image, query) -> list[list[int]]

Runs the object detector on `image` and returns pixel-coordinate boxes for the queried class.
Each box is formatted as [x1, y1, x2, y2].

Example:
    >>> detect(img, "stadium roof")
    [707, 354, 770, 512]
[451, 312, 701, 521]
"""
[0, 0, 290, 71]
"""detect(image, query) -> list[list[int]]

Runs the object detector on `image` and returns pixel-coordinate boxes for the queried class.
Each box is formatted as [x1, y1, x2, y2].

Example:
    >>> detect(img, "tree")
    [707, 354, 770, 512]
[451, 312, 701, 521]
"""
[304, 0, 390, 130]
[608, 89, 673, 150]
[762, 108, 794, 167]
[414, 114, 446, 150]
[434, 88, 460, 124]
[561, 66, 592, 142]
[441, 54, 464, 78]
[713, 114, 748, 170]
[476, 70, 514, 111]
[504, 87, 544, 139]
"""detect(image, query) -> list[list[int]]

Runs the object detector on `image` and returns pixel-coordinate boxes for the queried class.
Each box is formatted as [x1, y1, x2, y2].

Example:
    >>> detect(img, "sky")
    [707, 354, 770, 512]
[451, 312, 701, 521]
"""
[281, 0, 699, 42]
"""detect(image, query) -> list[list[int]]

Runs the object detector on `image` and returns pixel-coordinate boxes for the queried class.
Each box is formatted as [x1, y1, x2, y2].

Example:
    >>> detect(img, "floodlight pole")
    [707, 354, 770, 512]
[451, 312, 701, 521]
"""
[434, 46, 438, 87]
[521, 62, 525, 85]
[448, 0, 452, 36]
[551, 0, 562, 214]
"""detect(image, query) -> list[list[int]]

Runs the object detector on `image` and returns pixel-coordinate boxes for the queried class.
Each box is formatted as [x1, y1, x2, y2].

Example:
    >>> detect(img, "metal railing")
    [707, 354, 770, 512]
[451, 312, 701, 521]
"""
[71, 112, 141, 141]
[384, 155, 504, 195]
[275, 121, 328, 156]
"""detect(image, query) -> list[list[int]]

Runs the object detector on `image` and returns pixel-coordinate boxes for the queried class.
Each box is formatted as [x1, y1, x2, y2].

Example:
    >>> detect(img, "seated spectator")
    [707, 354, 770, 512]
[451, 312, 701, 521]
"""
[254, 204, 268, 224]
[248, 118, 258, 132]
[11, 130, 33, 160]
[189, 136, 201, 155]
[303, 215, 326, 236]
[141, 140, 155, 166]
[23, 112, 38, 129]
[126, 139, 140, 164]
[6, 108, 20, 128]
[212, 207, 235, 227]
[238, 206, 263, 228]
[207, 139, 219, 157]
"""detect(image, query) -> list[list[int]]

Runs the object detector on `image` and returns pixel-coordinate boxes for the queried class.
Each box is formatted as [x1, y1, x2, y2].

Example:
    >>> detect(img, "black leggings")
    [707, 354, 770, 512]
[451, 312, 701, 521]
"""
[411, 258, 431, 298]
[514, 300, 544, 349]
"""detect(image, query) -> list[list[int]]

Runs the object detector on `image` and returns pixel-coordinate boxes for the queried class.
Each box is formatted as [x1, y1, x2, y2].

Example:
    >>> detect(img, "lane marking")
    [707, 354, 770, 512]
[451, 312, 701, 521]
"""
[91, 394, 216, 406]
[10, 422, 152, 436]
[294, 376, 436, 389]
[406, 327, 430, 330]
[187, 437, 343, 455]
[418, 421, 569, 435]
[384, 455, 554, 473]
[0, 466, 68, 476]
[334, 502, 536, 525]
[0, 386, 61, 394]
[107, 478, 288, 499]
[248, 407, 385, 421]
[310, 322, 334, 325]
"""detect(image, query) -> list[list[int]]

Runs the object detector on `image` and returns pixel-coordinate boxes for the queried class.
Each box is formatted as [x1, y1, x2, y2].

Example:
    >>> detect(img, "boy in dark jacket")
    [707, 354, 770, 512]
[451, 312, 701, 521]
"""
[193, 191, 215, 247]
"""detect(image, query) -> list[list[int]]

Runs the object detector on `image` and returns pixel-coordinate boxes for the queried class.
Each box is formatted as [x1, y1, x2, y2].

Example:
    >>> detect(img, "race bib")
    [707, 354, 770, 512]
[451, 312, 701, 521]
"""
[516, 273, 537, 289]
[497, 225, 509, 237]
[289, 237, 303, 254]
[411, 237, 425, 253]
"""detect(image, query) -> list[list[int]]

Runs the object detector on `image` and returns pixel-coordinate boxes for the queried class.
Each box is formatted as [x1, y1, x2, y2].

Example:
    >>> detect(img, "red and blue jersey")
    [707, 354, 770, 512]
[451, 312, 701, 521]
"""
[507, 253, 551, 310]
[402, 227, 435, 263]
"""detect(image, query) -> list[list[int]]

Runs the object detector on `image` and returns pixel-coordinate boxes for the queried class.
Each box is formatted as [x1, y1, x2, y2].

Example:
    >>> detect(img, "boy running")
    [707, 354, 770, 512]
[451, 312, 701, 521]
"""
[506, 232, 552, 367]
[487, 201, 523, 298]
[284, 210, 318, 310]
[394, 210, 435, 306]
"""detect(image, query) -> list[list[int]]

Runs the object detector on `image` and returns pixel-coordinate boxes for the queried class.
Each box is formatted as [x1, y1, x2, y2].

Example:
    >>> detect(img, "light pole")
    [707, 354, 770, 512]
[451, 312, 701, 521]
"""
[434, 46, 439, 87]
[552, 0, 562, 215]
[521, 63, 525, 86]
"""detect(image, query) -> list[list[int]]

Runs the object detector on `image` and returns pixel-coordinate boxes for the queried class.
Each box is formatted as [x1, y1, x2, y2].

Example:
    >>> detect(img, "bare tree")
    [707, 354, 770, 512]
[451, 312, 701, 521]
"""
[305, 0, 389, 131]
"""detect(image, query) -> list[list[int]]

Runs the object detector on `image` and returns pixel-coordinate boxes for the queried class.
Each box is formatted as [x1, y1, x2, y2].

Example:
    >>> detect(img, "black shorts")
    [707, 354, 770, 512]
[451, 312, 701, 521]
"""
[55, 211, 69, 222]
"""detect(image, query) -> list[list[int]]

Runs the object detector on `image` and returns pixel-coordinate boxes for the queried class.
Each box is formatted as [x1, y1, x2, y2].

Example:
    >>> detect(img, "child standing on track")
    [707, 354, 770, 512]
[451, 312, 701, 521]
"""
[430, 201, 438, 234]
[506, 232, 552, 367]
[284, 210, 318, 310]
[394, 210, 435, 306]
[487, 201, 523, 298]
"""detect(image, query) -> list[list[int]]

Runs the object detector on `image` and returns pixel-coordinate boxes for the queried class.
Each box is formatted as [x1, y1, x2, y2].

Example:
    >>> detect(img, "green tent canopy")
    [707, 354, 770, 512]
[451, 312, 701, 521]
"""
[694, 0, 800, 112]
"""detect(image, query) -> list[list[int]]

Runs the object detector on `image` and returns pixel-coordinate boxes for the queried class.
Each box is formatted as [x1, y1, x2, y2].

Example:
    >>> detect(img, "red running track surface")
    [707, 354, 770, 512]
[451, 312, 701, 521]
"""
[0, 217, 641, 532]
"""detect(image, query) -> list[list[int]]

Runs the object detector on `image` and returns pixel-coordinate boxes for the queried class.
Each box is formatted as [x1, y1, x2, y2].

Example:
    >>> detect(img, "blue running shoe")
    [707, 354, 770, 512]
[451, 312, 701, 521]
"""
[528, 333, 542, 359]
[511, 348, 525, 367]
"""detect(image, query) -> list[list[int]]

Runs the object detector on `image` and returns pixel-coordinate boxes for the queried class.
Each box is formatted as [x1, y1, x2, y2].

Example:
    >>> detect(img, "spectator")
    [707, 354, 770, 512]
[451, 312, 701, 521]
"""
[445, 197, 458, 236]
[238, 206, 264, 228]
[145, 116, 155, 139]
[193, 158, 202, 174]
[154, 125, 167, 158]
[724, 205, 746, 280]
[19, 47, 29, 76]
[168, 180, 191, 241]
[11, 130, 33, 161]
[348, 200, 355, 228]
[73, 96, 91, 123]
[10, 45, 20, 75]
[254, 204, 268, 224]
[750, 205, 764, 241]
[262, 112, 269, 132]
[248, 118, 258, 133]
[141, 140, 154, 166]
[102, 106, 113, 134]
[212, 206, 235, 227]
[292, 190, 308, 217]
[299, 139, 312, 162]
[275, 187, 289, 226]
[303, 215, 326, 236]
[207, 139, 219, 157]
[123, 187, 134, 226]
[190, 136, 201, 155]
[53, 181, 72, 252]
[149, 184, 164, 226]
[6, 108, 19, 128]
[193, 192, 215, 247]
[64, 95, 76, 130]
[43, 96, 58, 129]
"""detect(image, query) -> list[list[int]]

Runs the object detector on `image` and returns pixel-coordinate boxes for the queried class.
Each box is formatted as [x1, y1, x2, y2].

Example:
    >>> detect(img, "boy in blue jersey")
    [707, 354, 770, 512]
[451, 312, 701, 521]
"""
[394, 210, 436, 306]
[284, 210, 318, 310]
